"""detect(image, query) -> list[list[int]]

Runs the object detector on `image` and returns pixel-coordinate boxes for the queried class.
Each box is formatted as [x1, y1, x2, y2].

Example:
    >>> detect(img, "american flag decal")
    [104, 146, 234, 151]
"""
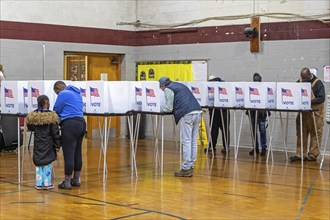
[90, 87, 99, 97]
[135, 87, 142, 96]
[218, 87, 227, 95]
[191, 87, 200, 94]
[235, 87, 243, 94]
[249, 87, 260, 95]
[267, 87, 273, 95]
[31, 87, 40, 98]
[80, 88, 86, 97]
[23, 88, 28, 97]
[146, 88, 155, 97]
[282, 88, 293, 97]
[301, 88, 308, 97]
[208, 86, 214, 94]
[5, 88, 14, 98]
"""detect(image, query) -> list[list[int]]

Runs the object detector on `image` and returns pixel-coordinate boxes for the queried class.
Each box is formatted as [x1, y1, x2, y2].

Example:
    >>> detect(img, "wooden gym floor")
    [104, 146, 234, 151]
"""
[0, 138, 329, 220]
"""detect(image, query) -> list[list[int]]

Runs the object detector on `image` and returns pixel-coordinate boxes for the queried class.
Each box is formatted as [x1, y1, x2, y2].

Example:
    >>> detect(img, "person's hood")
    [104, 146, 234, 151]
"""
[66, 85, 81, 94]
[26, 111, 60, 125]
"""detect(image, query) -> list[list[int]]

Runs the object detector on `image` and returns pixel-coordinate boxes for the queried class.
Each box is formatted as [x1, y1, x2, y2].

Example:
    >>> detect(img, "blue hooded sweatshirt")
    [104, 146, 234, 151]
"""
[53, 85, 83, 122]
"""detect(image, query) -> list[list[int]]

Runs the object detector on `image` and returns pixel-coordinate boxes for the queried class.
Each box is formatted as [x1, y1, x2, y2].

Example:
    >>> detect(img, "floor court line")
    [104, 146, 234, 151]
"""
[295, 177, 316, 220]
[0, 179, 186, 220]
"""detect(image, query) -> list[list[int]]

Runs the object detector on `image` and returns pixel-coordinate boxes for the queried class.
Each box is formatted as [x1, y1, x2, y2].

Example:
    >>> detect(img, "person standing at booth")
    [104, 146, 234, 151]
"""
[53, 81, 86, 189]
[204, 76, 231, 154]
[159, 76, 202, 177]
[26, 95, 61, 190]
[290, 67, 325, 162]
[246, 73, 270, 156]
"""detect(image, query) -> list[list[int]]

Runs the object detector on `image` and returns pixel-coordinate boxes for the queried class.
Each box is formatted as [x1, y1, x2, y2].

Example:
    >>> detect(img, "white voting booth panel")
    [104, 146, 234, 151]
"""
[130, 81, 143, 111]
[214, 82, 245, 107]
[206, 82, 215, 107]
[1, 81, 28, 114]
[276, 82, 311, 110]
[187, 82, 208, 106]
[68, 81, 87, 113]
[108, 81, 131, 113]
[141, 81, 163, 112]
[244, 82, 276, 109]
[28, 81, 57, 112]
[86, 81, 109, 113]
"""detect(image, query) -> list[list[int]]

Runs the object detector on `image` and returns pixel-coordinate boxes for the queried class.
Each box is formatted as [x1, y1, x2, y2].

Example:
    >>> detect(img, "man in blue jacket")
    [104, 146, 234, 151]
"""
[53, 81, 86, 189]
[159, 77, 202, 177]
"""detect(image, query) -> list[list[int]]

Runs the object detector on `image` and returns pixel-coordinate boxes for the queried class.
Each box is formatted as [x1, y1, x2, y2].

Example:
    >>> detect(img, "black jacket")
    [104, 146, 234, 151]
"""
[26, 110, 60, 166]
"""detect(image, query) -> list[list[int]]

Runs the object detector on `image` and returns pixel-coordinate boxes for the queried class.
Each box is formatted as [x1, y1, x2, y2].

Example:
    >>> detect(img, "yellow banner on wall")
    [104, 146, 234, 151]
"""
[137, 64, 194, 82]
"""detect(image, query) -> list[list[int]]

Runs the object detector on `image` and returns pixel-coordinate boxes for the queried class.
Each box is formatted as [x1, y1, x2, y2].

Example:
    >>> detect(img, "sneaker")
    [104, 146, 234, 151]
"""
[249, 149, 259, 156]
[71, 178, 81, 187]
[58, 181, 72, 190]
[260, 149, 267, 156]
[289, 155, 302, 162]
[305, 155, 317, 162]
[43, 184, 55, 190]
[221, 148, 230, 154]
[35, 185, 43, 190]
[174, 168, 193, 177]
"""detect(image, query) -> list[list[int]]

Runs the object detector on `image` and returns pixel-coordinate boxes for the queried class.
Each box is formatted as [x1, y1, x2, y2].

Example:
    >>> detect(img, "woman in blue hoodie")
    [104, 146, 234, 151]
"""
[53, 81, 86, 189]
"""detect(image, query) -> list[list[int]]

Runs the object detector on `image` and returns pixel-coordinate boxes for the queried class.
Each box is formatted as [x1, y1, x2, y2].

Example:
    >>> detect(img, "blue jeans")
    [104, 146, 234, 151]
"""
[256, 120, 267, 150]
[36, 163, 53, 187]
[179, 113, 201, 170]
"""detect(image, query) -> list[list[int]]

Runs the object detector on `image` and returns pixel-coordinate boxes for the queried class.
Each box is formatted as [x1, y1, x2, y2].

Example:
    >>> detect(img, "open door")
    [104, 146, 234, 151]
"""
[64, 53, 121, 139]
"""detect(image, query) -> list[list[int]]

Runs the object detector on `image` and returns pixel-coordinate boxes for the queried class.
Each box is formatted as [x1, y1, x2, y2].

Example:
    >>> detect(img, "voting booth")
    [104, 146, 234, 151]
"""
[244, 82, 276, 109]
[86, 81, 109, 113]
[28, 81, 57, 112]
[108, 81, 131, 113]
[0, 81, 28, 114]
[276, 82, 311, 110]
[187, 82, 208, 107]
[130, 81, 143, 111]
[214, 82, 245, 108]
[141, 81, 163, 112]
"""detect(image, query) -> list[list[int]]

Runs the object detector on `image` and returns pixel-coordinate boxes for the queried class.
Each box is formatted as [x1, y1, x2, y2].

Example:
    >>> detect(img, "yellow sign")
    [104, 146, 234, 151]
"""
[137, 64, 194, 82]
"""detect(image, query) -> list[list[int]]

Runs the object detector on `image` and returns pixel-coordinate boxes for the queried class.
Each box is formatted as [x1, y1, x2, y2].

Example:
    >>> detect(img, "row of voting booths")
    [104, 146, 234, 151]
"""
[1, 80, 311, 114]
[0, 80, 314, 175]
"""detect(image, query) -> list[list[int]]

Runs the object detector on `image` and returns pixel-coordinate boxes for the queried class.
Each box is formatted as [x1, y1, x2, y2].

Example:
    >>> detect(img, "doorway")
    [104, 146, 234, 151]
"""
[64, 52, 122, 139]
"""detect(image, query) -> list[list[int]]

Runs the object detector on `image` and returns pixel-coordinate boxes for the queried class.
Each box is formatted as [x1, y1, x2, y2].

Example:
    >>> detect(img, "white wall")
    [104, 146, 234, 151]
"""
[135, 0, 329, 29]
[0, 0, 137, 30]
[1, 1, 329, 30]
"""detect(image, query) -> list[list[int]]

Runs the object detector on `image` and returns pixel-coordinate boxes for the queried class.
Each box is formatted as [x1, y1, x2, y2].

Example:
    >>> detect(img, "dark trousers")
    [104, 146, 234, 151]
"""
[249, 111, 267, 151]
[60, 118, 86, 176]
[209, 109, 230, 150]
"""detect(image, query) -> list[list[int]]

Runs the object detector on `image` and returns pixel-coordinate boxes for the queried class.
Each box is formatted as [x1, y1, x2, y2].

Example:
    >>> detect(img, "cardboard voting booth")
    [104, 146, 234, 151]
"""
[28, 81, 57, 112]
[206, 82, 215, 107]
[141, 81, 162, 112]
[1, 81, 28, 114]
[187, 82, 208, 107]
[86, 81, 109, 113]
[276, 82, 311, 110]
[130, 81, 143, 111]
[108, 81, 131, 113]
[69, 81, 87, 113]
[244, 82, 276, 109]
[214, 82, 245, 108]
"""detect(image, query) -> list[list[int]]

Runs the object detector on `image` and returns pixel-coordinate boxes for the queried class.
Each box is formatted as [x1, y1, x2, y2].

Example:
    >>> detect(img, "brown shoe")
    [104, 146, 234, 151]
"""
[174, 169, 193, 177]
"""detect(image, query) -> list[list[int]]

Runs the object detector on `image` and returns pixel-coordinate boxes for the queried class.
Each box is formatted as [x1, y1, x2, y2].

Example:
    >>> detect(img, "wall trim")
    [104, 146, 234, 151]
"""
[0, 20, 329, 46]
